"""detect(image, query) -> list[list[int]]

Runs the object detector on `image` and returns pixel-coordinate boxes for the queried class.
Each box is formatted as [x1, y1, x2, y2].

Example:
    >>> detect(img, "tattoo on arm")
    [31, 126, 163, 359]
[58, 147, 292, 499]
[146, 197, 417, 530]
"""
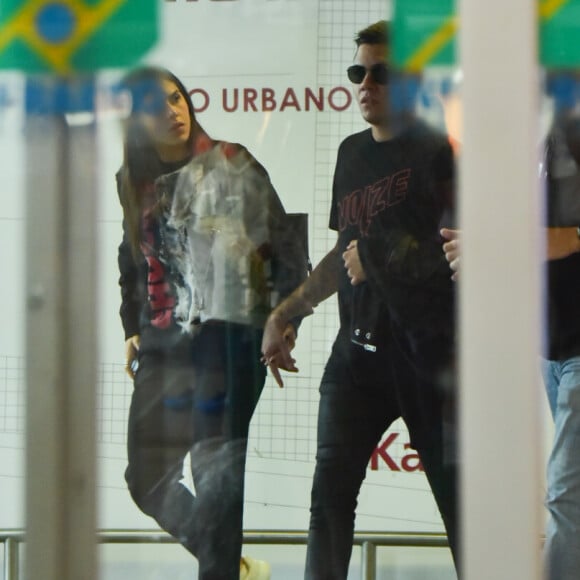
[272, 243, 342, 322]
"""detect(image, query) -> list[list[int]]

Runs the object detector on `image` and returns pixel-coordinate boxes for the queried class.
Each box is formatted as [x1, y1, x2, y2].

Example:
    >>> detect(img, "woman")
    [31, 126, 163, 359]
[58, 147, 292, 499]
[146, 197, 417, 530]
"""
[116, 66, 302, 580]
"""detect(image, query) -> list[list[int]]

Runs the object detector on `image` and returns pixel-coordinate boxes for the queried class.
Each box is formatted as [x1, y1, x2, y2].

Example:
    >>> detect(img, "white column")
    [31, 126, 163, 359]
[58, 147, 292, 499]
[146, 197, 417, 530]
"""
[25, 78, 97, 580]
[458, 1, 543, 579]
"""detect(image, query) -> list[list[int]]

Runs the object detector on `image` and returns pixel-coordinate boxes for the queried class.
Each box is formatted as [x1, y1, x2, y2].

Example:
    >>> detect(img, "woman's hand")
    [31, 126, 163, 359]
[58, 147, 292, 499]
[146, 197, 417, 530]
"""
[124, 334, 141, 379]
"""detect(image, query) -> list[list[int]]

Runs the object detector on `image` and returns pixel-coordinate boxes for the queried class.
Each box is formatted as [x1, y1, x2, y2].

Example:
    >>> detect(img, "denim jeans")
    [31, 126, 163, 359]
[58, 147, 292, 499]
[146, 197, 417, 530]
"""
[541, 356, 580, 580]
[304, 338, 459, 580]
[125, 323, 266, 580]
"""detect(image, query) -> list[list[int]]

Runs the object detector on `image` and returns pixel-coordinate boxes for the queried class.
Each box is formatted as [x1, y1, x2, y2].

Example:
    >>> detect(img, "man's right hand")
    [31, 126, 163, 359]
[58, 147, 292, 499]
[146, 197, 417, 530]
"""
[124, 334, 140, 379]
[441, 228, 461, 281]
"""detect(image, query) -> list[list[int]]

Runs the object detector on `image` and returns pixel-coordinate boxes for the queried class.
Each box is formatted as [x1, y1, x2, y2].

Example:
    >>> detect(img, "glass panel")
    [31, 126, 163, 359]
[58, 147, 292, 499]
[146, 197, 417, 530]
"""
[0, 1, 478, 579]
[93, 1, 460, 578]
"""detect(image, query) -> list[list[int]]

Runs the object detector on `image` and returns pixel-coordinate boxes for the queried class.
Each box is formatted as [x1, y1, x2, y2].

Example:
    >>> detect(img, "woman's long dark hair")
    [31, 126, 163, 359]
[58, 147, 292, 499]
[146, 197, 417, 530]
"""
[119, 66, 197, 255]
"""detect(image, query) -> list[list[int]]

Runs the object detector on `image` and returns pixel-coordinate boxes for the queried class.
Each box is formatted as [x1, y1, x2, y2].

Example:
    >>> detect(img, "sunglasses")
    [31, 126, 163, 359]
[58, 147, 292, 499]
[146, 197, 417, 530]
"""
[347, 63, 389, 85]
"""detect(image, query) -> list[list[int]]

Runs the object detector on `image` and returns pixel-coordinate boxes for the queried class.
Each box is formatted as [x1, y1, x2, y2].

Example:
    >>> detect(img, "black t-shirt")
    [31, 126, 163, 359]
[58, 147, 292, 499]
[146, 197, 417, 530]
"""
[545, 123, 580, 360]
[329, 123, 455, 362]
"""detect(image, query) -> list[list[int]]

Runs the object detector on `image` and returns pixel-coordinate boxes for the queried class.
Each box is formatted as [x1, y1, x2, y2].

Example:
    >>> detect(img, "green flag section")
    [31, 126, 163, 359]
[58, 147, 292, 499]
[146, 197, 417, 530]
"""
[393, 0, 580, 71]
[0, 0, 158, 73]
[541, 0, 580, 67]
[392, 0, 456, 72]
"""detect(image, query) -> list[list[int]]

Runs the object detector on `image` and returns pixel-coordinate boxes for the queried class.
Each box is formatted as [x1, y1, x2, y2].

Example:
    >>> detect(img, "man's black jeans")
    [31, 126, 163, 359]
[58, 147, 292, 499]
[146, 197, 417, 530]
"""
[304, 338, 459, 580]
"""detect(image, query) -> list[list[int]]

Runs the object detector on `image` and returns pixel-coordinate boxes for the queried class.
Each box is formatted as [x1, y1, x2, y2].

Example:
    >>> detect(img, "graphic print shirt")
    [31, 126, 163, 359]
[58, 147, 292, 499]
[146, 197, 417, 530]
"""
[118, 141, 305, 353]
[329, 122, 455, 369]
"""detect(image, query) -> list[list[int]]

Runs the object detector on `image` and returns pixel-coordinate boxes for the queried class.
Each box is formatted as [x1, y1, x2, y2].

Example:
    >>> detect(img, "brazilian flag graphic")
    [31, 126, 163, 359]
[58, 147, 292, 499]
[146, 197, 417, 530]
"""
[0, 0, 158, 73]
[393, 0, 580, 70]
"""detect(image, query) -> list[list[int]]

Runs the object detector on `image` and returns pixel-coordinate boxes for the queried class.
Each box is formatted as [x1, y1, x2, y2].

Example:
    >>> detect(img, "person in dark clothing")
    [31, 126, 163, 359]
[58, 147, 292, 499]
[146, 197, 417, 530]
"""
[116, 66, 304, 580]
[261, 21, 459, 579]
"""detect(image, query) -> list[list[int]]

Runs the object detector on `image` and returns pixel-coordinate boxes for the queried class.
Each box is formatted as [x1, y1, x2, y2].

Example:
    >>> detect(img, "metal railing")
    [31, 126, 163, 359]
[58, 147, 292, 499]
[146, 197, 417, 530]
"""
[0, 529, 449, 580]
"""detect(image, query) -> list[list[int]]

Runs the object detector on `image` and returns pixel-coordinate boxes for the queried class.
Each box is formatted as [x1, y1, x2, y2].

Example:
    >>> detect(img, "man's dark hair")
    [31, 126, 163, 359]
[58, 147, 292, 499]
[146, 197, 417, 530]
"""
[355, 20, 389, 47]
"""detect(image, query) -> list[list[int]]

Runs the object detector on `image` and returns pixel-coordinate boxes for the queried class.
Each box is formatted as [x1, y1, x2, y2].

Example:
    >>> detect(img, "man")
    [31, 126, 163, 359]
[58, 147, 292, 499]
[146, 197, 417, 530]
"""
[441, 73, 580, 580]
[262, 21, 458, 579]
